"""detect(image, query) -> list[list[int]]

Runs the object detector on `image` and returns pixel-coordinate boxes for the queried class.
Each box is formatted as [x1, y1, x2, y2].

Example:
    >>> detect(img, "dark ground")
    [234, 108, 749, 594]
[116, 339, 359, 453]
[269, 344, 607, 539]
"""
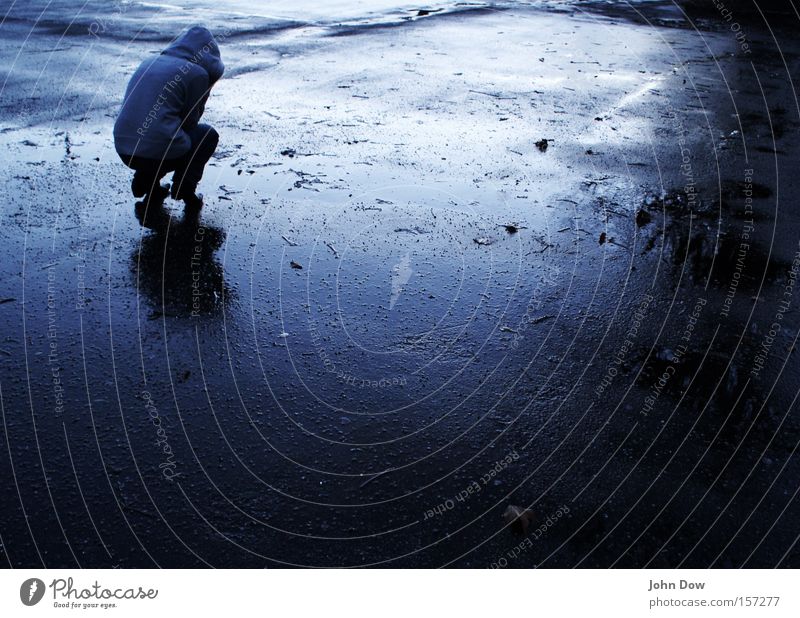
[1, 0, 800, 567]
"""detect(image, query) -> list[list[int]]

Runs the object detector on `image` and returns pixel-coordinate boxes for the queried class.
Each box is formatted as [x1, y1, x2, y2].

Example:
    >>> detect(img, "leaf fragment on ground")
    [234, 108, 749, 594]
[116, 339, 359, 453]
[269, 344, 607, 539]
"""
[503, 504, 536, 535]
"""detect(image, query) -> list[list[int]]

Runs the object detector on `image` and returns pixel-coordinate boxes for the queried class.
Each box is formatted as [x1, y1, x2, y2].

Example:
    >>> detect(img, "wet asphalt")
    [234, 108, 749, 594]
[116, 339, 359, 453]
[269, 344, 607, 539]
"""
[1, 1, 799, 567]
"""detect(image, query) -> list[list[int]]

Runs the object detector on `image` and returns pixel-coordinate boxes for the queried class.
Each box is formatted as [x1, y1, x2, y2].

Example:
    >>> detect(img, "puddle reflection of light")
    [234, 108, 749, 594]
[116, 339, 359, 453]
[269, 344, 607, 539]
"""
[603, 76, 663, 118]
[531, 76, 567, 88]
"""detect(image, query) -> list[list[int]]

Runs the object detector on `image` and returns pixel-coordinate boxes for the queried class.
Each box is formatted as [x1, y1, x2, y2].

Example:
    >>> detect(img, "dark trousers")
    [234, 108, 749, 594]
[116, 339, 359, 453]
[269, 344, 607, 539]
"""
[120, 123, 218, 196]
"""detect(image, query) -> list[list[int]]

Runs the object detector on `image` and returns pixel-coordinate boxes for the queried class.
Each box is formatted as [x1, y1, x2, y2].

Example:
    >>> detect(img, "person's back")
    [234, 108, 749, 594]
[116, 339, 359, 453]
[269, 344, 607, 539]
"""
[114, 26, 224, 209]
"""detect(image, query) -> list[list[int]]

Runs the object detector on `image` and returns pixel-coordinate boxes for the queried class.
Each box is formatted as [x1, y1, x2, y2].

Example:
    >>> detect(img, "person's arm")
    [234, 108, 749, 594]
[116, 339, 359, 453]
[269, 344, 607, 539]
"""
[181, 71, 210, 130]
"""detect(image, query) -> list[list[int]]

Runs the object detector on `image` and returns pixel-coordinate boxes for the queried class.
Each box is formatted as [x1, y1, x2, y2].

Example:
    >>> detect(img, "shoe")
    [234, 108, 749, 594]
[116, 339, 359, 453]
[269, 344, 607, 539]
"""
[172, 184, 204, 210]
[147, 183, 171, 203]
[132, 176, 170, 201]
[182, 192, 204, 210]
[134, 184, 170, 213]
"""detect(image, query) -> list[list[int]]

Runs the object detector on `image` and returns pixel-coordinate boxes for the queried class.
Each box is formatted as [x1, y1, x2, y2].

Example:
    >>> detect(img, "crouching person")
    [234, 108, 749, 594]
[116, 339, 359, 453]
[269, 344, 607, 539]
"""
[114, 26, 224, 209]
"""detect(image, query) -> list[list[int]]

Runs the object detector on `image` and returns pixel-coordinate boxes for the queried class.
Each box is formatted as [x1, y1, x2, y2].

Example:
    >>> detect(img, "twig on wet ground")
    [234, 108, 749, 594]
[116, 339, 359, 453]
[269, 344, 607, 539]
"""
[358, 468, 393, 488]
[468, 89, 517, 100]
[395, 226, 428, 235]
[526, 243, 553, 255]
[607, 239, 630, 250]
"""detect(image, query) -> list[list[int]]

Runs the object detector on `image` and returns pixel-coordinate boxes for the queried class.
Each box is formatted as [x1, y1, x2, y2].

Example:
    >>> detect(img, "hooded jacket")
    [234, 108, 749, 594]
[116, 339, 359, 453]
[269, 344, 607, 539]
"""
[114, 26, 224, 159]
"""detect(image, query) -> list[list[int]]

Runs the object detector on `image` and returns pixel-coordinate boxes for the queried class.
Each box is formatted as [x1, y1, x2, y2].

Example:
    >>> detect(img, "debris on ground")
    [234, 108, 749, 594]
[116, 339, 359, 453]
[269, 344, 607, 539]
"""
[535, 138, 549, 152]
[723, 180, 772, 200]
[290, 169, 325, 191]
[635, 209, 652, 227]
[503, 504, 536, 535]
[394, 226, 428, 235]
[473, 237, 495, 246]
[499, 223, 527, 234]
[599, 232, 607, 245]
[290, 260, 303, 269]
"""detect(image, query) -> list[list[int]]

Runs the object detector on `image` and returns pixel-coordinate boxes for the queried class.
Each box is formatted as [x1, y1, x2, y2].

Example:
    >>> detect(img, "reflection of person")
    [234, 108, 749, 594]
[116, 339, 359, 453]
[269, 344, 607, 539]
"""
[133, 205, 228, 318]
[114, 26, 225, 209]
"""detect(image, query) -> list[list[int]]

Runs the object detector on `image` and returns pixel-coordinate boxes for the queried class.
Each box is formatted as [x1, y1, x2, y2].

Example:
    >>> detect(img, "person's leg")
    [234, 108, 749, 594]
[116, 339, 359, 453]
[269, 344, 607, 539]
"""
[171, 124, 219, 202]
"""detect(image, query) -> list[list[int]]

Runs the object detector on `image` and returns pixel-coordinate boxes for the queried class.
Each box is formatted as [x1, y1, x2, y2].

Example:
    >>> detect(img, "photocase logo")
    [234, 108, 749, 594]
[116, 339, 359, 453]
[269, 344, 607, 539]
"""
[20, 578, 45, 606]
[390, 253, 413, 310]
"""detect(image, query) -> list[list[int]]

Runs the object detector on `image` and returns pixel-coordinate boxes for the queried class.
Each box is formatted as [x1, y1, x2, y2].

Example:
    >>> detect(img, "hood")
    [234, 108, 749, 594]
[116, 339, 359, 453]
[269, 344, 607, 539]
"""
[162, 26, 224, 83]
